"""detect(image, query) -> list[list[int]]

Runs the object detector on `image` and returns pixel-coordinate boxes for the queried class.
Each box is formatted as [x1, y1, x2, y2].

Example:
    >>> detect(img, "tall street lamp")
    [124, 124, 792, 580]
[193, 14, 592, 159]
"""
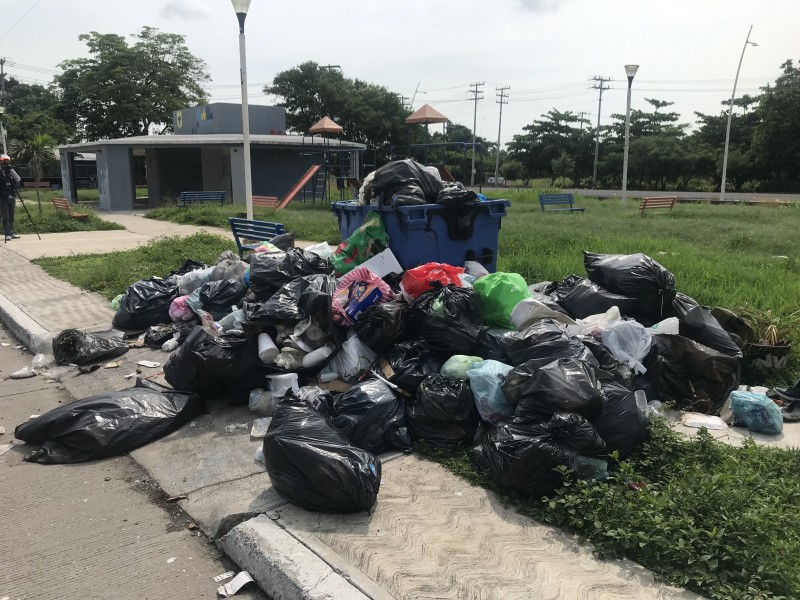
[620, 64, 639, 206]
[720, 25, 756, 205]
[232, 0, 254, 220]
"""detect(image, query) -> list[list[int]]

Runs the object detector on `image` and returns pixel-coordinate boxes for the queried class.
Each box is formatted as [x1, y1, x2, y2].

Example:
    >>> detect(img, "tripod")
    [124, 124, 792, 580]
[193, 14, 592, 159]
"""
[3, 188, 42, 243]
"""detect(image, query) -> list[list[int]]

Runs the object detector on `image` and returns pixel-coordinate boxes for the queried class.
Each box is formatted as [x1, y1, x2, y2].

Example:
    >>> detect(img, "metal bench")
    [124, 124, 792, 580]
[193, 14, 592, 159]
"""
[228, 217, 287, 255]
[52, 198, 89, 221]
[639, 196, 676, 215]
[539, 193, 585, 213]
[178, 191, 227, 208]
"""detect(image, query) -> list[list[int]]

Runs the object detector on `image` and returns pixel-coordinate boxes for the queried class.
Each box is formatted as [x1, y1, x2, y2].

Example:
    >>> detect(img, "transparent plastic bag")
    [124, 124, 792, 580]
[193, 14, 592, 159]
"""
[600, 320, 652, 375]
[466, 360, 514, 424]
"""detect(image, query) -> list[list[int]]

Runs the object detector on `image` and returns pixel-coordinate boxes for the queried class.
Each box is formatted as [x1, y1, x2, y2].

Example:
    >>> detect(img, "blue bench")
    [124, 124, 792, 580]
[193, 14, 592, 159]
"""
[229, 217, 287, 255]
[179, 191, 227, 207]
[539, 193, 585, 213]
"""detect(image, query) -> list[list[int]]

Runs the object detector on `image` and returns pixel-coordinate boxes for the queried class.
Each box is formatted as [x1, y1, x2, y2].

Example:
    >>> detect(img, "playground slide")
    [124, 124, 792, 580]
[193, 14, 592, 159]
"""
[276, 164, 322, 210]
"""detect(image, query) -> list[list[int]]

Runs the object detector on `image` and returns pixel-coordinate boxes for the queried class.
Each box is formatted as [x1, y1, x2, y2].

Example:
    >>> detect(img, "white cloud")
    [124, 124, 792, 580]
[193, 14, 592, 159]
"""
[517, 0, 564, 12]
[160, 1, 210, 20]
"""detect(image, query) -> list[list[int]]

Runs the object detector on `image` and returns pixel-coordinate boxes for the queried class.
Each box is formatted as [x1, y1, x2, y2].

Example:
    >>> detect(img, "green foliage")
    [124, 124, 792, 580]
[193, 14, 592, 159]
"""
[54, 27, 209, 140]
[418, 421, 800, 599]
[34, 232, 235, 299]
[12, 202, 124, 235]
[14, 134, 58, 214]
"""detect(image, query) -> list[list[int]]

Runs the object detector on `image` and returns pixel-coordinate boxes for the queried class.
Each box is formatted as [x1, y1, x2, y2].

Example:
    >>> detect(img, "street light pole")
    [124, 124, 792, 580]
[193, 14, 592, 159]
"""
[620, 64, 639, 206]
[720, 25, 756, 205]
[232, 0, 253, 220]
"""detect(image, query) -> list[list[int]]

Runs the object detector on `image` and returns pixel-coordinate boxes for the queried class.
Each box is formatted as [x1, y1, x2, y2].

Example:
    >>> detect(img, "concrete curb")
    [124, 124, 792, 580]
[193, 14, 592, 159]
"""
[0, 289, 54, 354]
[219, 515, 371, 600]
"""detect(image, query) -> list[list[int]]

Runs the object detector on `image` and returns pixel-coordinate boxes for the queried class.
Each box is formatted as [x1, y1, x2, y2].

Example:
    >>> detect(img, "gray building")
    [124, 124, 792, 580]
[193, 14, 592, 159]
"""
[58, 103, 365, 211]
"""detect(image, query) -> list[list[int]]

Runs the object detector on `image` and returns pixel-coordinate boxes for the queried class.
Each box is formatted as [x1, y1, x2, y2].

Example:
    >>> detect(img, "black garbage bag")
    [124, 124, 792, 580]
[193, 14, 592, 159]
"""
[352, 301, 409, 354]
[15, 379, 203, 464]
[584, 252, 676, 320]
[112, 277, 179, 331]
[388, 340, 444, 392]
[407, 375, 479, 450]
[269, 231, 295, 251]
[651, 334, 740, 414]
[547, 275, 638, 320]
[143, 323, 194, 349]
[500, 319, 593, 367]
[633, 344, 663, 401]
[52, 329, 129, 366]
[244, 274, 336, 326]
[472, 413, 607, 498]
[504, 358, 606, 424]
[592, 375, 650, 459]
[199, 278, 246, 315]
[437, 183, 478, 208]
[475, 327, 516, 362]
[263, 397, 381, 513]
[249, 249, 334, 301]
[370, 158, 443, 206]
[168, 258, 207, 278]
[330, 379, 411, 454]
[666, 293, 742, 357]
[412, 285, 483, 355]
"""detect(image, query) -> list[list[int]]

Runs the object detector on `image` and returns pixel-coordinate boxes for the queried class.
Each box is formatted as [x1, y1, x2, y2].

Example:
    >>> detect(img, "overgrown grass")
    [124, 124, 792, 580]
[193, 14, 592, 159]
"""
[34, 232, 236, 299]
[11, 201, 124, 234]
[418, 420, 800, 600]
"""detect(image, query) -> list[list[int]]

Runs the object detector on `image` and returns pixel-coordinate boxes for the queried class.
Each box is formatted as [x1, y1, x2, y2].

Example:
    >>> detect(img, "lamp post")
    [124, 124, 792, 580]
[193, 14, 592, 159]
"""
[720, 25, 756, 205]
[232, 0, 253, 220]
[620, 64, 639, 206]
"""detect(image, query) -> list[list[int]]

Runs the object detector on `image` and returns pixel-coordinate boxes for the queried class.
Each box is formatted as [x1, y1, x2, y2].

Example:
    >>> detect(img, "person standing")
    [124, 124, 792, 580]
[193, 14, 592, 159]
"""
[0, 154, 21, 241]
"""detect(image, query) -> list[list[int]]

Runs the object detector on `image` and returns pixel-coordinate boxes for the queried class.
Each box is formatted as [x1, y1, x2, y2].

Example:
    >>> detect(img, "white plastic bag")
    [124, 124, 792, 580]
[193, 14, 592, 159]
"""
[600, 320, 652, 375]
[177, 267, 215, 295]
[511, 298, 577, 330]
[320, 335, 376, 381]
[648, 316, 680, 335]
[304, 242, 334, 259]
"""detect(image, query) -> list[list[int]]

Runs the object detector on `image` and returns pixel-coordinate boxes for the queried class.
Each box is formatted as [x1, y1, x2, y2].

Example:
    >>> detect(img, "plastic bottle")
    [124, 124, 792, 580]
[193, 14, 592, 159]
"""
[161, 339, 179, 352]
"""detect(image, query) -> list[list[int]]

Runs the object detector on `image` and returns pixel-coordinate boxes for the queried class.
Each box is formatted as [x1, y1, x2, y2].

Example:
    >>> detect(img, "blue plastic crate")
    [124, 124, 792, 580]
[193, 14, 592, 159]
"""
[331, 200, 511, 272]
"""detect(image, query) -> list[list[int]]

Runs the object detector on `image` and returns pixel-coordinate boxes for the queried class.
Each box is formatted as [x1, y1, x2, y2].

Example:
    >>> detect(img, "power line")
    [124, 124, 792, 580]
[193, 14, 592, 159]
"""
[0, 0, 43, 43]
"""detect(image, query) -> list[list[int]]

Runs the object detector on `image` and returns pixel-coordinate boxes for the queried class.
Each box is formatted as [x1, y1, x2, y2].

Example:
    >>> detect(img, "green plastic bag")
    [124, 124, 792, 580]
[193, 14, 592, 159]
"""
[331, 212, 389, 276]
[473, 272, 531, 329]
[440, 355, 483, 380]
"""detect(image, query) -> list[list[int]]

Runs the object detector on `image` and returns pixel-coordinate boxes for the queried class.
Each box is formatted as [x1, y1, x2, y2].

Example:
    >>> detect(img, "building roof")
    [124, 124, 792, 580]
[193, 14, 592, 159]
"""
[59, 133, 366, 153]
[405, 104, 449, 125]
[309, 116, 343, 135]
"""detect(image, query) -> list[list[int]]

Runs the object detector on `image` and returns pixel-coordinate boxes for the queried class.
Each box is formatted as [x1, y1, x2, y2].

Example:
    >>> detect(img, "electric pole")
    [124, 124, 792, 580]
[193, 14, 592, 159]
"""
[494, 86, 509, 183]
[578, 111, 590, 131]
[590, 75, 612, 189]
[0, 58, 7, 155]
[468, 82, 484, 186]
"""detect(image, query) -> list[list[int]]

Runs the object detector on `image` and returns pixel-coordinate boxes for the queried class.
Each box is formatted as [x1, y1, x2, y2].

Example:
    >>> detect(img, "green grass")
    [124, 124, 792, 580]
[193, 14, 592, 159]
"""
[34, 232, 236, 300]
[11, 198, 124, 234]
[418, 421, 800, 600]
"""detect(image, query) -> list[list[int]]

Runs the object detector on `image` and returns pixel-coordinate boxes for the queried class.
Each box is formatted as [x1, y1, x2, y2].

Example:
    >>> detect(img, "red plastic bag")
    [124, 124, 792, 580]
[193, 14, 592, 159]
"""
[401, 263, 463, 300]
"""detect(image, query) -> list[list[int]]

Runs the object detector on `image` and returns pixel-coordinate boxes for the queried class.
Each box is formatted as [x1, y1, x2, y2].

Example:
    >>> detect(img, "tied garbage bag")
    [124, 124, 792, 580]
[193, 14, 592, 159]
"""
[475, 327, 516, 362]
[169, 295, 194, 322]
[143, 323, 193, 349]
[472, 413, 606, 498]
[52, 329, 129, 366]
[332, 266, 395, 327]
[331, 212, 388, 276]
[330, 379, 411, 454]
[412, 285, 483, 356]
[15, 379, 203, 464]
[401, 263, 464, 300]
[370, 158, 443, 206]
[729, 390, 783, 434]
[263, 397, 381, 513]
[501, 319, 592, 367]
[473, 272, 532, 329]
[249, 249, 334, 301]
[467, 360, 515, 424]
[388, 340, 444, 392]
[547, 275, 638, 320]
[352, 301, 409, 354]
[269, 231, 296, 251]
[168, 258, 207, 278]
[198, 278, 246, 317]
[504, 358, 606, 424]
[176, 266, 215, 296]
[666, 293, 742, 357]
[407, 375, 479, 450]
[244, 274, 336, 326]
[440, 355, 483, 380]
[592, 375, 650, 459]
[113, 277, 180, 331]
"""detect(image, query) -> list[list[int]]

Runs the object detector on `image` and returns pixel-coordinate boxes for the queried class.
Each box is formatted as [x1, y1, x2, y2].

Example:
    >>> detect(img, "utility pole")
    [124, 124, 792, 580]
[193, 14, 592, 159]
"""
[494, 86, 509, 183]
[578, 111, 590, 131]
[590, 75, 612, 189]
[0, 58, 7, 155]
[468, 81, 484, 186]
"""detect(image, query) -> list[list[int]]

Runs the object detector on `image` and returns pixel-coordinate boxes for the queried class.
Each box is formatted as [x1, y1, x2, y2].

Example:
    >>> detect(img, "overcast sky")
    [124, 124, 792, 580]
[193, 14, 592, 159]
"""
[1, 0, 796, 147]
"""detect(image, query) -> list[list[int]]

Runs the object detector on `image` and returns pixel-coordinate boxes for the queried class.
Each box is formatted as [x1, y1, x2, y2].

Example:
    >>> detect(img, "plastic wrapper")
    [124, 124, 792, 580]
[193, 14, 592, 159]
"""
[473, 272, 531, 329]
[729, 390, 783, 434]
[352, 301, 409, 354]
[466, 360, 515, 424]
[440, 355, 483, 380]
[249, 249, 334, 301]
[263, 397, 381, 513]
[412, 285, 483, 356]
[651, 334, 740, 414]
[52, 329, 129, 366]
[666, 292, 742, 357]
[330, 379, 411, 454]
[244, 274, 336, 326]
[198, 278, 246, 317]
[388, 340, 444, 392]
[112, 277, 179, 331]
[169, 295, 195, 322]
[504, 358, 606, 424]
[547, 275, 638, 320]
[331, 212, 388, 276]
[14, 379, 203, 464]
[332, 266, 395, 327]
[592, 376, 650, 459]
[472, 413, 607, 498]
[407, 375, 479, 449]
[401, 263, 464, 300]
[370, 158, 443, 205]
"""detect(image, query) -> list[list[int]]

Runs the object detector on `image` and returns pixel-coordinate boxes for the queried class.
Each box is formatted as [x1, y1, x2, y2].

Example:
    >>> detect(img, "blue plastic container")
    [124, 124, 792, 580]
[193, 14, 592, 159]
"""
[331, 200, 511, 272]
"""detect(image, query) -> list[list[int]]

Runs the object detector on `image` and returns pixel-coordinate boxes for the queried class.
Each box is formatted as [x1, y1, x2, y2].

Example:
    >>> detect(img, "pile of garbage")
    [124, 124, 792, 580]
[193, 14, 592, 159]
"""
[16, 193, 759, 513]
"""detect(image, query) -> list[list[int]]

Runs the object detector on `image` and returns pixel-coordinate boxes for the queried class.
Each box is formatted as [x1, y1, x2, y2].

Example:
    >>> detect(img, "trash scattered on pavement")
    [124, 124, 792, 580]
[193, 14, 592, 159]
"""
[681, 412, 729, 431]
[52, 329, 129, 365]
[123, 372, 137, 379]
[213, 571, 235, 583]
[104, 361, 121, 369]
[78, 364, 101, 375]
[137, 360, 160, 368]
[167, 495, 188, 502]
[250, 418, 272, 438]
[0, 342, 9, 347]
[0, 443, 14, 456]
[217, 571, 254, 597]
[166, 557, 177, 564]
[10, 366, 36, 379]
[0, 426, 5, 435]
[224, 423, 248, 433]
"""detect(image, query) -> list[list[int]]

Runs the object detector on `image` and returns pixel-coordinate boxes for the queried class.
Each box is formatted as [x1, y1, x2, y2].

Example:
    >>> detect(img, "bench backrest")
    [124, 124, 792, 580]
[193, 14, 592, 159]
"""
[539, 193, 575, 205]
[228, 217, 286, 254]
[52, 198, 71, 211]
[179, 191, 227, 205]
[640, 196, 676, 210]
[252, 195, 279, 208]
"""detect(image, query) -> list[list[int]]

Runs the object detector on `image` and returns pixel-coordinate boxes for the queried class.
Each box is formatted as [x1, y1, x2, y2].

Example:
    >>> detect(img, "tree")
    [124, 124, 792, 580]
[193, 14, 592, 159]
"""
[2, 79, 72, 145]
[54, 27, 209, 140]
[15, 134, 58, 214]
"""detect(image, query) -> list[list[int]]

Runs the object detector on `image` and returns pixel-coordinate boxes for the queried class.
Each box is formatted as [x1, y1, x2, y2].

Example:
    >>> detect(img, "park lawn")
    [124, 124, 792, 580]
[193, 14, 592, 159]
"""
[12, 194, 124, 234]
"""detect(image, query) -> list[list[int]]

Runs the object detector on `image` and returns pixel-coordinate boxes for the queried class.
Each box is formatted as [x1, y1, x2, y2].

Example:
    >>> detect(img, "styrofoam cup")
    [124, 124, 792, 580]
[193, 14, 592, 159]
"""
[257, 333, 279, 364]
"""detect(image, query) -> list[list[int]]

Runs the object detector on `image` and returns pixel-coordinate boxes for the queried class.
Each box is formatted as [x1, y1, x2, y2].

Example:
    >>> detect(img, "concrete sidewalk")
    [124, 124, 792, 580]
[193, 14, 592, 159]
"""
[0, 221, 703, 599]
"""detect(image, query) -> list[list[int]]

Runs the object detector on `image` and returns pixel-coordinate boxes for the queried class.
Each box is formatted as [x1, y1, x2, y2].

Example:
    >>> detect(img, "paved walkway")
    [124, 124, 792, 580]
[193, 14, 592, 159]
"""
[0, 213, 706, 599]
